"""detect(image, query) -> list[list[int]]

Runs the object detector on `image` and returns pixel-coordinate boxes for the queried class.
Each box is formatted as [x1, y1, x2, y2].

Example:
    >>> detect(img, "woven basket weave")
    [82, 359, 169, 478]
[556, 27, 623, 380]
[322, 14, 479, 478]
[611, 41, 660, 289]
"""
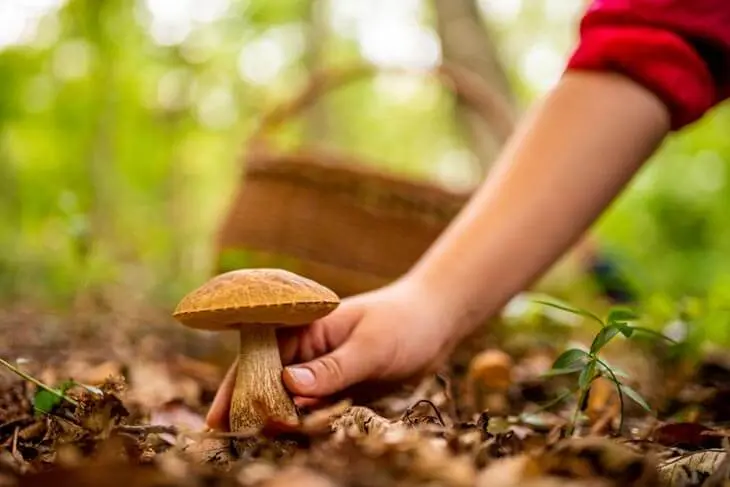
[215, 63, 515, 297]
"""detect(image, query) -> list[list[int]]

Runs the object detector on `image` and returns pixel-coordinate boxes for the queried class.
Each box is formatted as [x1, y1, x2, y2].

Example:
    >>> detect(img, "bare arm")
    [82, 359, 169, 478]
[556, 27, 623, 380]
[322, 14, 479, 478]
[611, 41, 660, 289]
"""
[205, 71, 675, 422]
[407, 71, 671, 341]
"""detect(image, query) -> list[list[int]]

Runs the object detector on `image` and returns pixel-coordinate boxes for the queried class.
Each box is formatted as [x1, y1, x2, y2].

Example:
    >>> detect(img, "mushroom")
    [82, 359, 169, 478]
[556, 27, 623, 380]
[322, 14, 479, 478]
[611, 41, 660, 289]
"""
[467, 349, 514, 414]
[172, 268, 340, 433]
[468, 349, 513, 391]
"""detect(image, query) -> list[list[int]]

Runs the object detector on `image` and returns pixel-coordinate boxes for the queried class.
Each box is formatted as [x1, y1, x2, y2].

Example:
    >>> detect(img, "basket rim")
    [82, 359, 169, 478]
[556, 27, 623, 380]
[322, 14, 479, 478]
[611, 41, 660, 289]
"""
[244, 148, 470, 220]
[247, 150, 471, 194]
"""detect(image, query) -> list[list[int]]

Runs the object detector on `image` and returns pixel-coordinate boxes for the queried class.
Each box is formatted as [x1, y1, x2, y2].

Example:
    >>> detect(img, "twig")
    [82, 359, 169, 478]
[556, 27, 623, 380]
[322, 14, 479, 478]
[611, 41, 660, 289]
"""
[0, 417, 32, 434]
[402, 399, 446, 427]
[435, 373, 460, 421]
[11, 427, 18, 456]
[44, 408, 82, 428]
[0, 357, 78, 407]
[114, 424, 180, 436]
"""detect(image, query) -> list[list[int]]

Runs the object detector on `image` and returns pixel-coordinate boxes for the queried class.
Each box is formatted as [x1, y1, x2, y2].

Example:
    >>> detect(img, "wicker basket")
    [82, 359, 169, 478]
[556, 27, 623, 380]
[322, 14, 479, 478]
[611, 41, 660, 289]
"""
[215, 63, 516, 297]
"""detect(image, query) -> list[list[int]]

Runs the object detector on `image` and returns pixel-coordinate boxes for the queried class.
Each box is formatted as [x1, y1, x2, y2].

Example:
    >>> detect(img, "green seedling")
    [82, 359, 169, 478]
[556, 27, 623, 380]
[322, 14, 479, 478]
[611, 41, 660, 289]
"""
[0, 356, 81, 416]
[534, 299, 678, 435]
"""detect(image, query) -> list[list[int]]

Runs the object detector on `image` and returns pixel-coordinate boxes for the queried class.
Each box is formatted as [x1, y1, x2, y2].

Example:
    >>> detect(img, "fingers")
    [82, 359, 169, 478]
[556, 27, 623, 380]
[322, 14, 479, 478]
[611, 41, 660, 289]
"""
[276, 327, 304, 365]
[205, 358, 238, 431]
[278, 300, 364, 365]
[207, 298, 371, 429]
[282, 330, 385, 398]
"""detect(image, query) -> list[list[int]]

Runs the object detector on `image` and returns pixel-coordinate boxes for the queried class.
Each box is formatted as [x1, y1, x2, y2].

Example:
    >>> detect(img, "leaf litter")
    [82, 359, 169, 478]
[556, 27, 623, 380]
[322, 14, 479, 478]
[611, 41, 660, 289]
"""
[2, 304, 730, 486]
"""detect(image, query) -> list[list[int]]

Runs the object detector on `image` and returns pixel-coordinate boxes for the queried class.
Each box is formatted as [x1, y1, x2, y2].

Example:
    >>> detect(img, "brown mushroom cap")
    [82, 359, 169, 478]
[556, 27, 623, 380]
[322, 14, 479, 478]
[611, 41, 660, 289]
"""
[172, 268, 340, 330]
[468, 349, 513, 391]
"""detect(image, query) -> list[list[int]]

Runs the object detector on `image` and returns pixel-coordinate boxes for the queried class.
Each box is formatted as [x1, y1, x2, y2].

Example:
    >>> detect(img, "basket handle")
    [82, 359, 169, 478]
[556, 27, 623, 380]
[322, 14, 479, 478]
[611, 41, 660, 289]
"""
[246, 62, 517, 158]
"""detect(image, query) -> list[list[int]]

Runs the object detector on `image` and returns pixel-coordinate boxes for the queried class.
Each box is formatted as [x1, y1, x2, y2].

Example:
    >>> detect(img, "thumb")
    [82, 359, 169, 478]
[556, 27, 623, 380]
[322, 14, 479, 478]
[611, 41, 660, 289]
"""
[282, 334, 379, 397]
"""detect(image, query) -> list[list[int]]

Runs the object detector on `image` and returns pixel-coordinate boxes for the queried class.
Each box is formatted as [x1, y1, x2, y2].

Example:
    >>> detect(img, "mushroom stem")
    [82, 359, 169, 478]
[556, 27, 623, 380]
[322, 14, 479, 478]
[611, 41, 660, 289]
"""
[229, 325, 298, 433]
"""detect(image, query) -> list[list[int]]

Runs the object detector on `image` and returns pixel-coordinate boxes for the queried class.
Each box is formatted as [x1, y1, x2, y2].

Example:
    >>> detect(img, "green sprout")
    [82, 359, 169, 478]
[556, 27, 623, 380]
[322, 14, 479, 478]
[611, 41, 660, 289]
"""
[0, 356, 80, 416]
[534, 299, 678, 435]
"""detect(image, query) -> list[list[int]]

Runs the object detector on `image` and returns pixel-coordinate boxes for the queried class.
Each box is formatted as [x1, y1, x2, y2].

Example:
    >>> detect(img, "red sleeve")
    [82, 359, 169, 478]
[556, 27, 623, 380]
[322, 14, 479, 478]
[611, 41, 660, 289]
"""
[565, 0, 730, 130]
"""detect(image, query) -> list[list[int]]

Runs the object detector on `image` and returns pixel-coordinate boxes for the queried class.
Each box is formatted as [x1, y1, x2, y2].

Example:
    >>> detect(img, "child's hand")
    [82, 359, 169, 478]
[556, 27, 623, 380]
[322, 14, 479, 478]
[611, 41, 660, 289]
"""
[205, 71, 672, 432]
[205, 277, 462, 431]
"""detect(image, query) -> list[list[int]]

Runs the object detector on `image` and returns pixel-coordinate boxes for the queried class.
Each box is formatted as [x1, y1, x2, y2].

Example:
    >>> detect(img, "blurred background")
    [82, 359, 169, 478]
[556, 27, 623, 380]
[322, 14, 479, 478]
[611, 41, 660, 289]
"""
[1, 0, 730, 343]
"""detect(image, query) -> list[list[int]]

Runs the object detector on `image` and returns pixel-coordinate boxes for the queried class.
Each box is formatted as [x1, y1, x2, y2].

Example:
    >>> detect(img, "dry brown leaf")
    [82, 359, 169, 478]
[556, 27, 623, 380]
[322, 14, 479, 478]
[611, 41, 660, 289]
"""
[330, 406, 403, 438]
[148, 399, 207, 448]
[169, 354, 224, 392]
[522, 436, 659, 487]
[652, 423, 721, 450]
[258, 466, 338, 487]
[586, 377, 619, 425]
[150, 400, 206, 432]
[477, 455, 611, 487]
[658, 450, 726, 487]
[300, 400, 352, 435]
[64, 359, 124, 385]
[126, 360, 201, 409]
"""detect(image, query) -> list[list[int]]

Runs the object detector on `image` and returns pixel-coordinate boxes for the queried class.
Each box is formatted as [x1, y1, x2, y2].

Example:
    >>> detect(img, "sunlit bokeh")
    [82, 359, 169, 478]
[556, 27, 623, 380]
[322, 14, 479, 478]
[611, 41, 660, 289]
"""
[0, 0, 728, 319]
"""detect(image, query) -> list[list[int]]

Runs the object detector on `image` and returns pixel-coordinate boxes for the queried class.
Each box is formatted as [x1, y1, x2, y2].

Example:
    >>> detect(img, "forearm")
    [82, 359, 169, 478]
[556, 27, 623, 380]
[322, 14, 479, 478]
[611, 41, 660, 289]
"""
[407, 71, 671, 339]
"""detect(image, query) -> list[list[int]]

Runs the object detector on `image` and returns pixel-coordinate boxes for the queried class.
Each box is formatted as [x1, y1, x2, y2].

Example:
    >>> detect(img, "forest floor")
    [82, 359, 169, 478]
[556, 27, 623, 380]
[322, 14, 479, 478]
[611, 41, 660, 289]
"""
[1, 298, 730, 487]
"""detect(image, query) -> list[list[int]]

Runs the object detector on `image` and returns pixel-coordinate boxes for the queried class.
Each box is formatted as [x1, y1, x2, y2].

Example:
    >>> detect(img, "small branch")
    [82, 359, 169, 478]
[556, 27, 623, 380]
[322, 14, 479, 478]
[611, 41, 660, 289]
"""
[0, 357, 79, 407]
[402, 399, 446, 427]
[115, 424, 180, 436]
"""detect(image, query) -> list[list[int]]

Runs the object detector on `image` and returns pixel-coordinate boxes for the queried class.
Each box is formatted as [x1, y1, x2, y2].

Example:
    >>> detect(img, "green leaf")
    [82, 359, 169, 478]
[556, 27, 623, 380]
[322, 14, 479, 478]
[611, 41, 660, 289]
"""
[578, 361, 597, 389]
[619, 384, 653, 413]
[630, 326, 679, 344]
[590, 324, 622, 354]
[617, 324, 635, 338]
[606, 308, 639, 325]
[541, 366, 584, 378]
[533, 387, 579, 411]
[57, 379, 75, 394]
[532, 299, 605, 327]
[33, 389, 63, 415]
[596, 360, 629, 379]
[552, 348, 589, 369]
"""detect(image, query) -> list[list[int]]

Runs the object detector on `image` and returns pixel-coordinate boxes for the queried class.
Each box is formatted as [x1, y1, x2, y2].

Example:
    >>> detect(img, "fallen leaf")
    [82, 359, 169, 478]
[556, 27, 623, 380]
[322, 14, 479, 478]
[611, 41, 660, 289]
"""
[149, 399, 206, 445]
[523, 436, 659, 487]
[658, 450, 726, 487]
[586, 377, 619, 425]
[652, 422, 721, 450]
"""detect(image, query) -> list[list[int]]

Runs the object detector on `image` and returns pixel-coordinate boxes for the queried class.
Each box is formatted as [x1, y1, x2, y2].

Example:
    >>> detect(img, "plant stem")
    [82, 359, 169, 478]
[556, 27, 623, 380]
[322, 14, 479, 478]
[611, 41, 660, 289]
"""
[534, 387, 579, 413]
[596, 358, 626, 433]
[568, 385, 589, 437]
[0, 357, 79, 407]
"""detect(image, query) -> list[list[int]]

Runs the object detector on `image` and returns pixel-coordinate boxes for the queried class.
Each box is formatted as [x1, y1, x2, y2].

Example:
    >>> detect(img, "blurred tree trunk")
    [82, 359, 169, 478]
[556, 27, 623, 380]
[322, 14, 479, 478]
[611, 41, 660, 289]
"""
[83, 0, 117, 290]
[433, 0, 517, 177]
[304, 0, 330, 143]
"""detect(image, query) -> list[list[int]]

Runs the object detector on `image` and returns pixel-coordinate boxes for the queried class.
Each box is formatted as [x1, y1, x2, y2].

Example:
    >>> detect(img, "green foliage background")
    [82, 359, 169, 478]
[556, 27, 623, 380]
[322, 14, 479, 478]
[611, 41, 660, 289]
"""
[1, 0, 729, 337]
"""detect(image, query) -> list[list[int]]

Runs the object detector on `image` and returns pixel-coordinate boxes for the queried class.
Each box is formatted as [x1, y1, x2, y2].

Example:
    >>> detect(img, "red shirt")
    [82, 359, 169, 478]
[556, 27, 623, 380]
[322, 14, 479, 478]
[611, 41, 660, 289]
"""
[566, 0, 730, 130]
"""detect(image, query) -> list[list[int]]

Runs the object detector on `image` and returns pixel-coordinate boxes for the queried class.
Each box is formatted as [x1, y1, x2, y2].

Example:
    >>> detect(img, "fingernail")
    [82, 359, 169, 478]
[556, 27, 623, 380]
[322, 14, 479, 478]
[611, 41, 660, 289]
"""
[286, 366, 315, 387]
